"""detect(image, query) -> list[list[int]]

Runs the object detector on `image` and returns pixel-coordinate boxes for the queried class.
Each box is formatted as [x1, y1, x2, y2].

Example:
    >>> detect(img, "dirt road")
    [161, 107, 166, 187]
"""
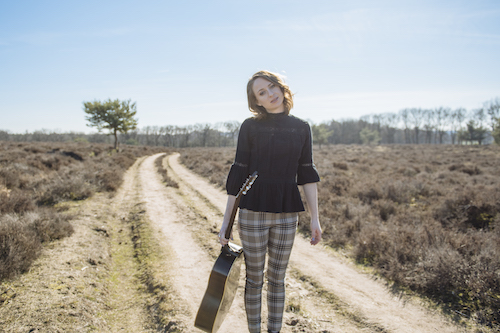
[133, 153, 468, 333]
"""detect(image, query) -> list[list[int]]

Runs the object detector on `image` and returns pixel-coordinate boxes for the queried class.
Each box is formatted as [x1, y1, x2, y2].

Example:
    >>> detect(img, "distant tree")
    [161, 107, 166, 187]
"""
[83, 99, 138, 149]
[0, 130, 10, 141]
[409, 108, 423, 144]
[474, 108, 488, 129]
[492, 119, 500, 144]
[224, 121, 240, 147]
[434, 107, 450, 144]
[459, 120, 488, 145]
[311, 123, 333, 149]
[379, 113, 398, 144]
[485, 97, 500, 132]
[450, 108, 466, 144]
[422, 109, 435, 144]
[360, 127, 381, 145]
[399, 109, 412, 143]
[161, 125, 175, 147]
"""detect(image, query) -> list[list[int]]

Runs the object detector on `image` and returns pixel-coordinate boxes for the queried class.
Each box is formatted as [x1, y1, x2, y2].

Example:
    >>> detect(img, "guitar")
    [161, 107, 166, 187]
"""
[195, 171, 258, 332]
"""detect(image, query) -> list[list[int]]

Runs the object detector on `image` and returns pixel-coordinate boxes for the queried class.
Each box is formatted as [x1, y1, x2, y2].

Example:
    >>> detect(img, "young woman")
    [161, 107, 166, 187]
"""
[218, 70, 322, 333]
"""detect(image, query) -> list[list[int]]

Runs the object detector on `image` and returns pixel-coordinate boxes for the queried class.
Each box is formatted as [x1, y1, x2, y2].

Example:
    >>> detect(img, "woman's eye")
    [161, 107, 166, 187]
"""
[259, 91, 265, 96]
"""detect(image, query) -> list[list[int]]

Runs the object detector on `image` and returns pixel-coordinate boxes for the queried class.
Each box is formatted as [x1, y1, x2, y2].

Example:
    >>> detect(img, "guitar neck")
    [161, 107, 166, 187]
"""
[224, 171, 257, 240]
[224, 194, 242, 240]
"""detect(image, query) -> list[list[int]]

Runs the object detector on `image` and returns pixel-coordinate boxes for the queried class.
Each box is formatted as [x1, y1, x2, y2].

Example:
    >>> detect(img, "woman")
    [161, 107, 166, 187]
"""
[219, 70, 322, 333]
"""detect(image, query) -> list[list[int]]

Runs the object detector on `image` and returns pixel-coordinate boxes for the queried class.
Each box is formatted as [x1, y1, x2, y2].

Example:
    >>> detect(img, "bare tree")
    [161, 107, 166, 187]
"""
[422, 109, 435, 144]
[150, 126, 163, 146]
[409, 108, 423, 144]
[434, 107, 450, 144]
[224, 121, 240, 147]
[380, 113, 398, 144]
[449, 108, 466, 144]
[485, 97, 500, 131]
[142, 126, 152, 146]
[475, 108, 488, 132]
[160, 125, 174, 147]
[399, 109, 412, 144]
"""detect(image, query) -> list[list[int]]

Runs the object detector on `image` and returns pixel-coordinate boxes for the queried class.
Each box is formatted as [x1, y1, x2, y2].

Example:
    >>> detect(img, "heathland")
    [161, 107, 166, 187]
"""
[0, 142, 172, 281]
[180, 144, 500, 328]
[0, 141, 499, 331]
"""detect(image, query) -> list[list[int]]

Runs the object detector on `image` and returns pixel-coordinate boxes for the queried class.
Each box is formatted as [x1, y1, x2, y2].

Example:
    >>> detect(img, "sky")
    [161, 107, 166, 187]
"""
[1, 0, 499, 133]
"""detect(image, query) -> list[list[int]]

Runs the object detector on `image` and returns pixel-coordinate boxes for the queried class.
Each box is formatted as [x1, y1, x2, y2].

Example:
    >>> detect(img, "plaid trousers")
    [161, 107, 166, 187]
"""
[238, 209, 298, 333]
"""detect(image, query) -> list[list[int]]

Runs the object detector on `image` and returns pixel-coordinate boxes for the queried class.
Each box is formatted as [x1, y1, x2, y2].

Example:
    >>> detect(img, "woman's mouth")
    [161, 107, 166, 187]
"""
[271, 97, 278, 103]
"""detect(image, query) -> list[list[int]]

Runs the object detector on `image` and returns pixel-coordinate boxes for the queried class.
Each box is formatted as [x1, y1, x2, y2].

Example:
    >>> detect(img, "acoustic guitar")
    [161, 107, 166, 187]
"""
[195, 171, 258, 332]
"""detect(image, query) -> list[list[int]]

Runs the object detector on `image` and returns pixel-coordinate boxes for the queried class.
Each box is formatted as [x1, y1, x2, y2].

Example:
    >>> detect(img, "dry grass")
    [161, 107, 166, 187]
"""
[0, 141, 173, 282]
[179, 145, 500, 329]
[0, 196, 112, 332]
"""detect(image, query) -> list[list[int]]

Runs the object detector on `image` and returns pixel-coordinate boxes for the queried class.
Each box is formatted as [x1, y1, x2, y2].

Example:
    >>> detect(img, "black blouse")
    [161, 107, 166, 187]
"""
[226, 112, 320, 213]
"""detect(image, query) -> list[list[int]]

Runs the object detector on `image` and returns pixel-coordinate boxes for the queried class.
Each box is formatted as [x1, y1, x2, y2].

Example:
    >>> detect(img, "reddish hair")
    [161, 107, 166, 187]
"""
[247, 70, 294, 119]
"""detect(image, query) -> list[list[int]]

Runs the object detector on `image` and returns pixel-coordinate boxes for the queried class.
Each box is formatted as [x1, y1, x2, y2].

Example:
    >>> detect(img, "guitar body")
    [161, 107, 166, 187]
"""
[194, 171, 257, 332]
[195, 242, 244, 332]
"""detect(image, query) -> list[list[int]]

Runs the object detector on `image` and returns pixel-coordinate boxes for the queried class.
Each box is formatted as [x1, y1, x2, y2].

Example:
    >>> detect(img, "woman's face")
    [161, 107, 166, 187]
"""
[252, 77, 285, 114]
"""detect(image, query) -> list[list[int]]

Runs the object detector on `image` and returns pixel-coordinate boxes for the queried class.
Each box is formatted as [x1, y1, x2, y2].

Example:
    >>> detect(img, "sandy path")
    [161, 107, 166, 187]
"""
[137, 154, 249, 332]
[130, 152, 469, 332]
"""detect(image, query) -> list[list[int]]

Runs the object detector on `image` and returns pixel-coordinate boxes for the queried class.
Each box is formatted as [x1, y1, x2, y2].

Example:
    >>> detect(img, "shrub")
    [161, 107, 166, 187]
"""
[36, 173, 94, 205]
[32, 208, 74, 243]
[96, 168, 123, 192]
[0, 190, 36, 214]
[0, 214, 42, 280]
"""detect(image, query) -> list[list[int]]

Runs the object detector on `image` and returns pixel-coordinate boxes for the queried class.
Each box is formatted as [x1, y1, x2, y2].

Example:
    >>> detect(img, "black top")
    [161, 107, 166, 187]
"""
[226, 112, 320, 213]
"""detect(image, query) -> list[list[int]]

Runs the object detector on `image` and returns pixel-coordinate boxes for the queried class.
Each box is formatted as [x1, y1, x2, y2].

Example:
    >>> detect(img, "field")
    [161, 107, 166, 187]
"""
[0, 141, 173, 281]
[180, 144, 500, 328]
[1, 141, 499, 331]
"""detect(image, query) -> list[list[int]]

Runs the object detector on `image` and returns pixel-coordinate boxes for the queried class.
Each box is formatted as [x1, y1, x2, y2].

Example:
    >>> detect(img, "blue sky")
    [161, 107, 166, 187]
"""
[1, 0, 499, 133]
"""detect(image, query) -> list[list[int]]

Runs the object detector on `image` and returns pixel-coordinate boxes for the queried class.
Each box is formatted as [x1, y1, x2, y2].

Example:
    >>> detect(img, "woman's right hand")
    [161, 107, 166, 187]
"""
[218, 229, 232, 246]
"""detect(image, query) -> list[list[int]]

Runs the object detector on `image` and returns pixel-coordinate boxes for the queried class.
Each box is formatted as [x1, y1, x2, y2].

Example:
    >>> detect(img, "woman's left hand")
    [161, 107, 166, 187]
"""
[310, 219, 322, 245]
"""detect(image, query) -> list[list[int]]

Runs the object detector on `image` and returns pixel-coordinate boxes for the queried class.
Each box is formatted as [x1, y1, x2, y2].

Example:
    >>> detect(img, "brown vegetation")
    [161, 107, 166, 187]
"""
[0, 141, 172, 282]
[179, 144, 500, 329]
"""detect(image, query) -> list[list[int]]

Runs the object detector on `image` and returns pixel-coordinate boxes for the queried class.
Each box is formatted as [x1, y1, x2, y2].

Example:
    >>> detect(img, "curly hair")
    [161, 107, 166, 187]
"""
[247, 70, 294, 119]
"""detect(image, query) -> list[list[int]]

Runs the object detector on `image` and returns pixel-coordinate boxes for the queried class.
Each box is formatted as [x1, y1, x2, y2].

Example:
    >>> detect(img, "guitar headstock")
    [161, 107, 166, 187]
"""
[239, 171, 258, 196]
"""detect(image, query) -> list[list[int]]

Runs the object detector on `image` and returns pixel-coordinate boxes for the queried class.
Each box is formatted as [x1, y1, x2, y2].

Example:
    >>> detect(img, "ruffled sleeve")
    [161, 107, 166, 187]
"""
[226, 119, 251, 195]
[297, 122, 320, 185]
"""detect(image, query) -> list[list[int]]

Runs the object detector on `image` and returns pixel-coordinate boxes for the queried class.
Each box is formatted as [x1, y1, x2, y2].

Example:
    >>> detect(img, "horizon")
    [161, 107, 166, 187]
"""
[1, 0, 499, 134]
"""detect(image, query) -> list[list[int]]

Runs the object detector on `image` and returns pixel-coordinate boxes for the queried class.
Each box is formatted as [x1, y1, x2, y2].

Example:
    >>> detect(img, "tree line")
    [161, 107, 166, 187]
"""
[312, 98, 500, 146]
[0, 122, 241, 148]
[2, 97, 499, 147]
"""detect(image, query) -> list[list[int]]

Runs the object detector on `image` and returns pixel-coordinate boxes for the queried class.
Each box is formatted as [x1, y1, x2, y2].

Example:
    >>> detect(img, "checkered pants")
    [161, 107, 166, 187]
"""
[238, 209, 298, 333]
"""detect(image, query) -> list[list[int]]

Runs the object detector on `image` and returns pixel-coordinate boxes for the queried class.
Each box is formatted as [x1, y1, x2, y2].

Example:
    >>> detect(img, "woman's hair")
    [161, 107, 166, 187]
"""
[247, 70, 294, 119]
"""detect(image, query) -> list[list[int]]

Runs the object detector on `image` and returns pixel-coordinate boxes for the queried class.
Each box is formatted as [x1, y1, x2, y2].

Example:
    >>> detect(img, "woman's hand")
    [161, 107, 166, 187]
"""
[301, 183, 322, 245]
[218, 228, 233, 246]
[310, 219, 322, 245]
